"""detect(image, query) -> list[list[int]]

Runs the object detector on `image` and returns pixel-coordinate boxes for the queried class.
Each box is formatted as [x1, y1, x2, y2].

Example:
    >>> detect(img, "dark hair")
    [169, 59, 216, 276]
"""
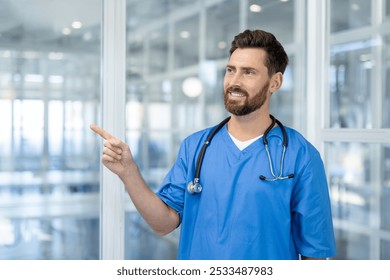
[229, 29, 289, 76]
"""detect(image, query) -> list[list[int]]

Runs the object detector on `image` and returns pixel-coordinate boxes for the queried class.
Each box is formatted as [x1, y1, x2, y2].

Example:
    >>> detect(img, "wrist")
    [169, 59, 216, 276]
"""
[118, 161, 139, 184]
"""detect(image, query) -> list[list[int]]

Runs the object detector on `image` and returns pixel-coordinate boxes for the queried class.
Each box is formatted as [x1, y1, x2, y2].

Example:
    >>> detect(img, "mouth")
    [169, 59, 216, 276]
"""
[226, 86, 248, 98]
[229, 91, 246, 97]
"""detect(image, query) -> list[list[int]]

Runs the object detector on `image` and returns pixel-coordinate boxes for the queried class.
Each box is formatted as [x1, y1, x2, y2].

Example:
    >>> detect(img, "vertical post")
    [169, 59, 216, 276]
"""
[100, 0, 126, 260]
[306, 0, 328, 152]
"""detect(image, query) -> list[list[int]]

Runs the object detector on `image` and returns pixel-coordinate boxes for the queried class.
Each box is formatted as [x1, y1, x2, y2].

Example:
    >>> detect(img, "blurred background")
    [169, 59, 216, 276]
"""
[0, 0, 389, 259]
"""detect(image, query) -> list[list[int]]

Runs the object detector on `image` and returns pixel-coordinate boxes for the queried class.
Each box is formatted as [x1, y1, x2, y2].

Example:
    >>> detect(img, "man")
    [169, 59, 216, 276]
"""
[91, 29, 336, 260]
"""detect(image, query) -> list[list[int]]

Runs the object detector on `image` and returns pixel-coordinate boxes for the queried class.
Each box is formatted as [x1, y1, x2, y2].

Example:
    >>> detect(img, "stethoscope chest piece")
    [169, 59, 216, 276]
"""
[187, 179, 202, 195]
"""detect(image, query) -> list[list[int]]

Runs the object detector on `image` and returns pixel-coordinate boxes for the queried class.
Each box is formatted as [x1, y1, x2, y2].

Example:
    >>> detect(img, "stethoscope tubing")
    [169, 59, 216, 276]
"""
[188, 115, 293, 194]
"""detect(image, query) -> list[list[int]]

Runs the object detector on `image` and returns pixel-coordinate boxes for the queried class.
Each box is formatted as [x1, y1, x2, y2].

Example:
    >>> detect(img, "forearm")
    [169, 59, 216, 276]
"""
[119, 163, 180, 236]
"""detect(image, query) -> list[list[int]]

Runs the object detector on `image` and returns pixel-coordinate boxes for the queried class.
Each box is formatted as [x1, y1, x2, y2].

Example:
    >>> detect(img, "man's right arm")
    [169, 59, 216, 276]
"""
[90, 124, 180, 236]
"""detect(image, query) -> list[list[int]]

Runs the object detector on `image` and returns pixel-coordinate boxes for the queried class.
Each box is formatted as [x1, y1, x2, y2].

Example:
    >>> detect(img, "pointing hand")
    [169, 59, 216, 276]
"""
[90, 124, 135, 178]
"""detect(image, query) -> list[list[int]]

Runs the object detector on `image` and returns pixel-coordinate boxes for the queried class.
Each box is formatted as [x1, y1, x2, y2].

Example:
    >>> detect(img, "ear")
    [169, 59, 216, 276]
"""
[269, 72, 283, 93]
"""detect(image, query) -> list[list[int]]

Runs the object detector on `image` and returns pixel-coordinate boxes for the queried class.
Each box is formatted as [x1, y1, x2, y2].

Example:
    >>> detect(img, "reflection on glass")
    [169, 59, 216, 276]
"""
[0, 0, 101, 259]
[326, 142, 372, 225]
[334, 229, 369, 259]
[330, 0, 371, 33]
[247, 0, 294, 44]
[329, 41, 372, 128]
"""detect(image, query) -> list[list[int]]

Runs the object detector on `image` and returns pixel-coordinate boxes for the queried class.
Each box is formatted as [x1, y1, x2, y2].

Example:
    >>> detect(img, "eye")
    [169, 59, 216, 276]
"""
[226, 67, 233, 74]
[244, 69, 255, 75]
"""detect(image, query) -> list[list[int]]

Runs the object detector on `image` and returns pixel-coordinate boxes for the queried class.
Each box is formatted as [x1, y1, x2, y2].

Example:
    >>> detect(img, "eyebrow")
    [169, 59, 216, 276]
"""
[226, 64, 258, 72]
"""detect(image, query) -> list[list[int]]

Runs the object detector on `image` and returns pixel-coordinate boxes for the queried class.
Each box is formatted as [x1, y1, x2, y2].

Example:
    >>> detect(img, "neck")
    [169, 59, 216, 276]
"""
[227, 110, 273, 141]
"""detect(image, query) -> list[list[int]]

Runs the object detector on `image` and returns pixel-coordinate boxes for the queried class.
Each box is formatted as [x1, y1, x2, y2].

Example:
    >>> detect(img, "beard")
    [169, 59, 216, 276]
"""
[224, 82, 269, 116]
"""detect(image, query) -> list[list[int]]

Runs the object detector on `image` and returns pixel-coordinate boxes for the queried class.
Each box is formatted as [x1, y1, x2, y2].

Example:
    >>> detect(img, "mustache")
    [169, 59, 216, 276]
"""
[225, 85, 248, 96]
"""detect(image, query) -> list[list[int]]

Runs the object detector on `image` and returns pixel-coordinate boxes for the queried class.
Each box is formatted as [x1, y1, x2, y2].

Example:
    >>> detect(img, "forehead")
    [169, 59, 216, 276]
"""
[228, 48, 267, 69]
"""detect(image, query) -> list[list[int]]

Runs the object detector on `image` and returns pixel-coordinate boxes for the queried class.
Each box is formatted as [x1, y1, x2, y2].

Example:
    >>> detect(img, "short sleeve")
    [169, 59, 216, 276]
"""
[156, 141, 189, 222]
[291, 152, 337, 258]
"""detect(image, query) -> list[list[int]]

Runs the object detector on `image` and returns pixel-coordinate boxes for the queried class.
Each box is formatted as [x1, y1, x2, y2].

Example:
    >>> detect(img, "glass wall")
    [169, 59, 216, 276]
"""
[326, 0, 390, 259]
[124, 0, 305, 259]
[0, 0, 101, 259]
[2, 0, 390, 260]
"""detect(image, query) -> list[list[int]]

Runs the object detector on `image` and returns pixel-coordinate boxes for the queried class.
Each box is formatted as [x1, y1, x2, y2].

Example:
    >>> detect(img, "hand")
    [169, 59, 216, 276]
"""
[90, 124, 135, 178]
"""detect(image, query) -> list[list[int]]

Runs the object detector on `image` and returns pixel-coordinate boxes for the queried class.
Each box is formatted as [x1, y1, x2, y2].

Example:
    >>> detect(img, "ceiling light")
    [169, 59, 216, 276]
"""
[182, 77, 202, 98]
[24, 74, 44, 83]
[0, 50, 11, 58]
[351, 3, 360, 11]
[49, 75, 64, 84]
[249, 4, 262, 13]
[83, 32, 93, 41]
[62, 28, 71, 35]
[71, 21, 83, 29]
[180, 31, 190, 39]
[218, 41, 227, 49]
[48, 52, 64, 60]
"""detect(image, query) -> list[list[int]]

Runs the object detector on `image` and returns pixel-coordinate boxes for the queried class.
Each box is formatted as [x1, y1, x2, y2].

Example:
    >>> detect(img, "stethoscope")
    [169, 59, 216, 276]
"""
[187, 115, 294, 195]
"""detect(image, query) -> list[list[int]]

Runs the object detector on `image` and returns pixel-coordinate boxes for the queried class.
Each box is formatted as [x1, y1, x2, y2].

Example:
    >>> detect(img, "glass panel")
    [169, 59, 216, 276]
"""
[381, 240, 390, 259]
[13, 100, 45, 171]
[149, 26, 169, 75]
[329, 41, 372, 128]
[247, 0, 295, 44]
[334, 229, 369, 259]
[205, 0, 239, 60]
[270, 57, 295, 127]
[124, 212, 178, 260]
[0, 100, 12, 159]
[125, 0, 302, 259]
[174, 15, 200, 68]
[172, 76, 204, 132]
[326, 142, 372, 225]
[381, 145, 390, 231]
[386, 0, 390, 20]
[0, 0, 101, 259]
[330, 0, 371, 33]
[384, 36, 390, 128]
[203, 66, 227, 126]
[147, 132, 171, 184]
[0, 217, 99, 260]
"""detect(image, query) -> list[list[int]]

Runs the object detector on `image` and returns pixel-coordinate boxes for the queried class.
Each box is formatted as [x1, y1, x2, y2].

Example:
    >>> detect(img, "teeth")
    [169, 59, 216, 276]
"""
[230, 91, 245, 97]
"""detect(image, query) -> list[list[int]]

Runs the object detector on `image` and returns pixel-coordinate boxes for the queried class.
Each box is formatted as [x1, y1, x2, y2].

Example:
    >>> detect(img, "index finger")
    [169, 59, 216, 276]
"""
[90, 124, 114, 140]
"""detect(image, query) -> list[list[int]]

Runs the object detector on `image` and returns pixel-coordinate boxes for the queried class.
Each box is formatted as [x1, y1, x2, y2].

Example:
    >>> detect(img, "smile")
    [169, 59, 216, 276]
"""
[229, 91, 246, 97]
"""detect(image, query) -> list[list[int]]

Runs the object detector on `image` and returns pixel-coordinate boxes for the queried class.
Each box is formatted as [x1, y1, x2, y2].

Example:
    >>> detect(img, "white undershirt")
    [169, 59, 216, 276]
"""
[228, 132, 263, 151]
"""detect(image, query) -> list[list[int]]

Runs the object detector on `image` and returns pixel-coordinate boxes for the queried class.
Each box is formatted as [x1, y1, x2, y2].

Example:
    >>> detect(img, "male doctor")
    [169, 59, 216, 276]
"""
[91, 29, 336, 260]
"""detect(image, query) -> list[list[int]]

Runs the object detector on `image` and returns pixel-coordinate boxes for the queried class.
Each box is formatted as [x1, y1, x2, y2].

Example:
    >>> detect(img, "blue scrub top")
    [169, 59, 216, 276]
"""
[157, 123, 336, 260]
